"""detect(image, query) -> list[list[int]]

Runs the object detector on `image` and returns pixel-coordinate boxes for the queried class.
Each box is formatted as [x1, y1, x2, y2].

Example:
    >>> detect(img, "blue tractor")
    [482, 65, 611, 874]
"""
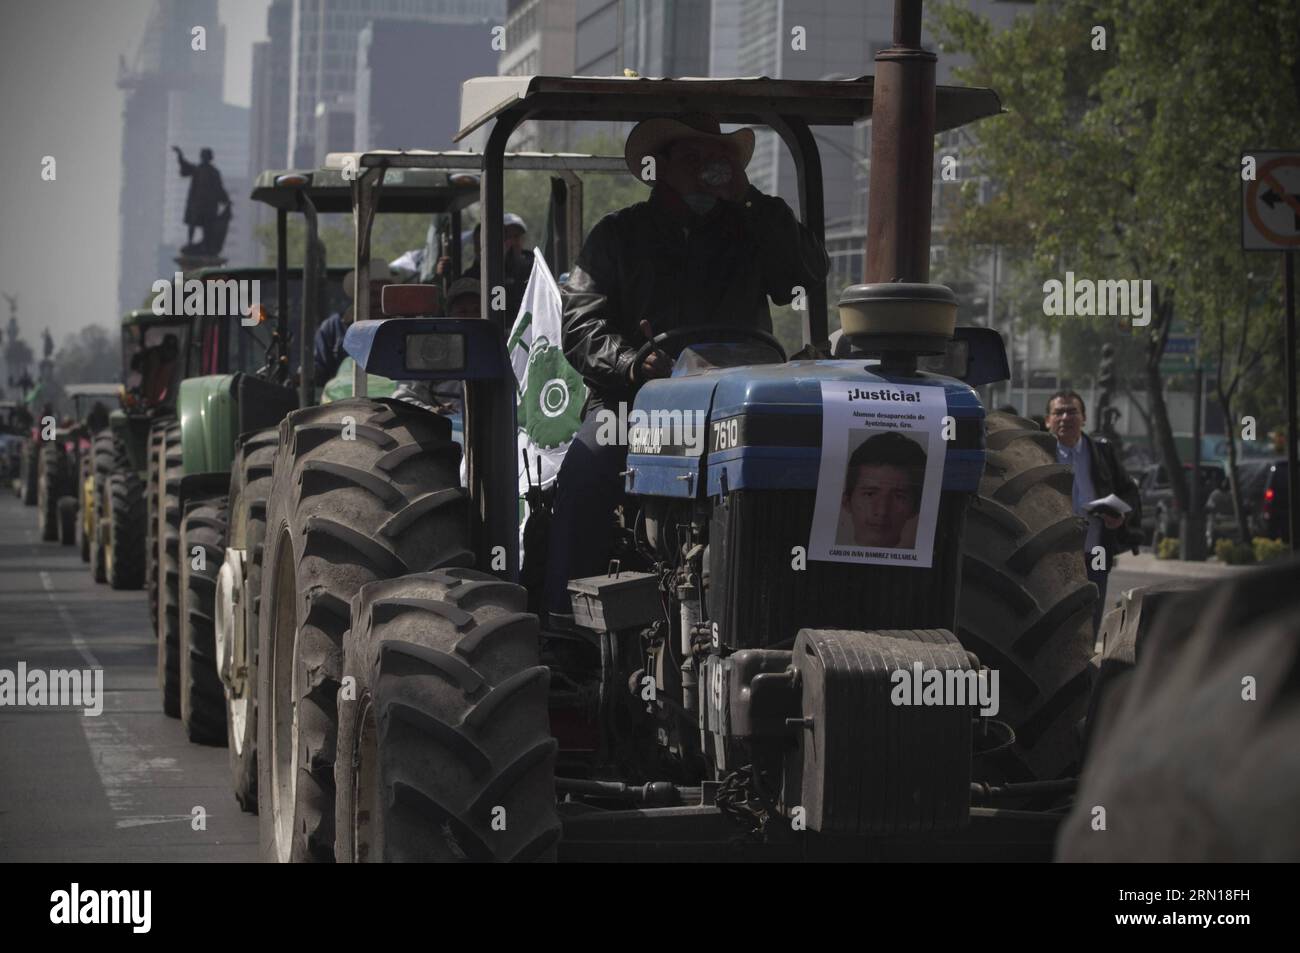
[253, 63, 1097, 860]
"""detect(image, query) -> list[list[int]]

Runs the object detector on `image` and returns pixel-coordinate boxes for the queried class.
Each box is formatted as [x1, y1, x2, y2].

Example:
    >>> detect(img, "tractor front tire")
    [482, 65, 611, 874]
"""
[147, 420, 171, 634]
[256, 399, 471, 862]
[957, 411, 1097, 782]
[336, 570, 558, 862]
[106, 439, 146, 590]
[76, 455, 91, 563]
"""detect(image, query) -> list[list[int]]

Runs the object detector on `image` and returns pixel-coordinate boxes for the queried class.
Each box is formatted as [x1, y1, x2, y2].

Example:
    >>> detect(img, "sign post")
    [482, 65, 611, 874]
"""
[1242, 150, 1300, 551]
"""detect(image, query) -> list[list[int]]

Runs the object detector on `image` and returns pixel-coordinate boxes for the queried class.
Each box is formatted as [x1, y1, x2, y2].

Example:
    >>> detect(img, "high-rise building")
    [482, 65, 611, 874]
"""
[573, 0, 710, 75]
[564, 1, 711, 147]
[497, 0, 577, 150]
[249, 0, 293, 232]
[355, 19, 500, 153]
[286, 0, 506, 168]
[118, 0, 251, 314]
[708, 0, 743, 77]
[722, 0, 1030, 293]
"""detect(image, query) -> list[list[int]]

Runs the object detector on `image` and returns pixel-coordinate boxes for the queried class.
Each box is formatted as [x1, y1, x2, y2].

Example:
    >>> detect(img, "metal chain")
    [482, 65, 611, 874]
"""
[715, 765, 771, 838]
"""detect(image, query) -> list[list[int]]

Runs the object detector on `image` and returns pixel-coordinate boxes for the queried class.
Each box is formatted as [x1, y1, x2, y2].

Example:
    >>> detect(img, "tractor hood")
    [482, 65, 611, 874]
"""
[624, 361, 985, 499]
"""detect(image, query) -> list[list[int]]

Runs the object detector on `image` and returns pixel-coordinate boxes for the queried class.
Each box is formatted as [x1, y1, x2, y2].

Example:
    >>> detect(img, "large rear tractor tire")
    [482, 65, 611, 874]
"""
[220, 428, 279, 812]
[58, 497, 77, 545]
[106, 439, 146, 590]
[957, 411, 1097, 782]
[335, 569, 559, 862]
[38, 442, 70, 541]
[157, 421, 183, 717]
[180, 496, 229, 745]
[257, 399, 472, 862]
[88, 431, 115, 584]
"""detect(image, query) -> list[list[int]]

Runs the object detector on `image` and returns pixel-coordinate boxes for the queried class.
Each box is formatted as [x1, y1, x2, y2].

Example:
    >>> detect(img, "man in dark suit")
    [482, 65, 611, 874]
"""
[1046, 390, 1142, 634]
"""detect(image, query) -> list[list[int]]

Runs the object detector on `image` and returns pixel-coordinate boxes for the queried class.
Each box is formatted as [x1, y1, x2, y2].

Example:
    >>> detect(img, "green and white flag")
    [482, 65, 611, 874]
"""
[508, 250, 587, 494]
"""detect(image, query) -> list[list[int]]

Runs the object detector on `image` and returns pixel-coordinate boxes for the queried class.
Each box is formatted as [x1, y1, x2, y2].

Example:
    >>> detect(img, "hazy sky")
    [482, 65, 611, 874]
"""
[0, 0, 270, 348]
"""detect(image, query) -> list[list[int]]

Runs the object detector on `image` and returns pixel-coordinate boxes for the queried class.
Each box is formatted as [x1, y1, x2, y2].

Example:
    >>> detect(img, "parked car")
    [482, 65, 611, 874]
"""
[1255, 460, 1290, 542]
[1139, 462, 1225, 545]
[1204, 458, 1275, 546]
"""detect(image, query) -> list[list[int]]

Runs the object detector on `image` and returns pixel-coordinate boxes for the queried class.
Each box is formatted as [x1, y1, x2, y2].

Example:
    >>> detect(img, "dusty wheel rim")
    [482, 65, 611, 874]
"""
[215, 552, 249, 753]
[269, 528, 299, 863]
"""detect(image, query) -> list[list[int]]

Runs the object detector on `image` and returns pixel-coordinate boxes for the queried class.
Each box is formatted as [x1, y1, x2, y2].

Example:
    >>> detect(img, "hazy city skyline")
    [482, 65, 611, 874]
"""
[0, 0, 269, 345]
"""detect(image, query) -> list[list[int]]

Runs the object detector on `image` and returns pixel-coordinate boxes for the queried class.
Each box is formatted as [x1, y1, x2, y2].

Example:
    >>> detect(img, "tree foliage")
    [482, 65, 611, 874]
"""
[932, 0, 1300, 522]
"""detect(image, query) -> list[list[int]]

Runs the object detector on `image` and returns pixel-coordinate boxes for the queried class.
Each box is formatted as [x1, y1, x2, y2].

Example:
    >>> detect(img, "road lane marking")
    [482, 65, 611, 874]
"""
[37, 556, 183, 821]
[39, 571, 101, 669]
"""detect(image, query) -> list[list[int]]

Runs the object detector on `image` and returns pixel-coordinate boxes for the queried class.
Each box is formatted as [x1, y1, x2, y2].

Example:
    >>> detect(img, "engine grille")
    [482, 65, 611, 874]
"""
[707, 489, 967, 649]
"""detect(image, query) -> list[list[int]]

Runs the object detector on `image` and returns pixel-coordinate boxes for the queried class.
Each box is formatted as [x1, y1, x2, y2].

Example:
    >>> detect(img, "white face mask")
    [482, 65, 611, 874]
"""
[682, 193, 718, 215]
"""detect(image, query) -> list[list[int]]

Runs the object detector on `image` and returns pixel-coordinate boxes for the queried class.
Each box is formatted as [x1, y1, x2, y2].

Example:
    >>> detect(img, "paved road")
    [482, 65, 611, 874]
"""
[0, 489, 1247, 863]
[0, 493, 256, 861]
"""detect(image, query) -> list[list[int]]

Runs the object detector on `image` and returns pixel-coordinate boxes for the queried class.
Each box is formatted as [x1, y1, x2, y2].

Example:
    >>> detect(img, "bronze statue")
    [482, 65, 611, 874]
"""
[173, 146, 231, 256]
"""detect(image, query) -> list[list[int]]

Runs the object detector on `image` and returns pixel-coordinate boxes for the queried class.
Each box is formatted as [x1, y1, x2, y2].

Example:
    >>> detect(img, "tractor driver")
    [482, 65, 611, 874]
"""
[544, 114, 829, 622]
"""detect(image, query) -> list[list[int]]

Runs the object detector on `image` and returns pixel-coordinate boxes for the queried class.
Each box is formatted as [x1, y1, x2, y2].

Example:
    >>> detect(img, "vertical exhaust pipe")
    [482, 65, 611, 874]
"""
[865, 0, 937, 284]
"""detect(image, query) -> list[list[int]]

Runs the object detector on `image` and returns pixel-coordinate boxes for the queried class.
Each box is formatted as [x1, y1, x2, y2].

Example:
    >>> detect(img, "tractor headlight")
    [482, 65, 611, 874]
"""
[405, 333, 465, 373]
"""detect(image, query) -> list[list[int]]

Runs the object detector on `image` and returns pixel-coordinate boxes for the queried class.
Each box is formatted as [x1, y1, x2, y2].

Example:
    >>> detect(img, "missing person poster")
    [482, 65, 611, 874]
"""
[808, 380, 948, 567]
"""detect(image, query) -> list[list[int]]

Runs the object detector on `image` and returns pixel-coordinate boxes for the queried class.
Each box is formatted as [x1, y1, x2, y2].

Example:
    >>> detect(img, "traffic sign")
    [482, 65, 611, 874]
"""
[1243, 150, 1300, 250]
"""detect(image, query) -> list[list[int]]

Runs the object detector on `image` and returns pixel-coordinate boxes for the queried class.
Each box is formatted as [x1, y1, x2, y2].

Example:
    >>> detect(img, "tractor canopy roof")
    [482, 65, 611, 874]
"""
[251, 167, 479, 214]
[187, 266, 284, 281]
[454, 74, 1002, 140]
[63, 383, 121, 399]
[325, 149, 627, 174]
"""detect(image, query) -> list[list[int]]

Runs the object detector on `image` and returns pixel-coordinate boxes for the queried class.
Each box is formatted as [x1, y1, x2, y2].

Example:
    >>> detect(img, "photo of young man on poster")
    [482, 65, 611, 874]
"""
[837, 430, 927, 549]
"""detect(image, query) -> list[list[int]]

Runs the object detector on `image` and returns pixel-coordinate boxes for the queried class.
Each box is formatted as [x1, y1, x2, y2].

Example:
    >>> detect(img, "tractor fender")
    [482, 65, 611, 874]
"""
[179, 375, 238, 476]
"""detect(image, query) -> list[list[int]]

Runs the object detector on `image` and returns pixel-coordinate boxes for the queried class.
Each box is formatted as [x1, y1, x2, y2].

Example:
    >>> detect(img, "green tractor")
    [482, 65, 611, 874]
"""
[39, 383, 118, 548]
[245, 62, 1101, 862]
[168, 167, 478, 807]
[149, 261, 353, 730]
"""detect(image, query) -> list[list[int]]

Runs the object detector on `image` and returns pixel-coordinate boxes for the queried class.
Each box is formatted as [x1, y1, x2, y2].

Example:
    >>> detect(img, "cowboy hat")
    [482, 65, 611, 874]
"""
[623, 114, 756, 179]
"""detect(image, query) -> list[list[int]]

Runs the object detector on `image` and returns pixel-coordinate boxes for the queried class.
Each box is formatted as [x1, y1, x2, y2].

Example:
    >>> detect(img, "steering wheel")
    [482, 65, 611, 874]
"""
[631, 324, 787, 383]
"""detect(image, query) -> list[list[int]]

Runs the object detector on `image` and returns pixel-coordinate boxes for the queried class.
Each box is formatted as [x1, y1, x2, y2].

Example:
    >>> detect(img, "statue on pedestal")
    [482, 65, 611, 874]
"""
[173, 146, 231, 257]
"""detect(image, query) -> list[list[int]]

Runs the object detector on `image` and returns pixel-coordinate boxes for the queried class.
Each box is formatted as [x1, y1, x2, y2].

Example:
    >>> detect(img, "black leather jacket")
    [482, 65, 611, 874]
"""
[1087, 434, 1143, 557]
[561, 185, 829, 406]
